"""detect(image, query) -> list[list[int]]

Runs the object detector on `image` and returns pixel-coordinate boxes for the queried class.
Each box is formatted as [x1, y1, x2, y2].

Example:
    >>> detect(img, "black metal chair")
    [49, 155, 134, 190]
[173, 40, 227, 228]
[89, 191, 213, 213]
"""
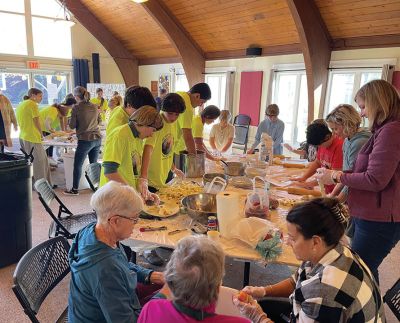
[12, 236, 70, 323]
[34, 179, 97, 239]
[383, 278, 400, 320]
[232, 114, 251, 153]
[84, 162, 102, 192]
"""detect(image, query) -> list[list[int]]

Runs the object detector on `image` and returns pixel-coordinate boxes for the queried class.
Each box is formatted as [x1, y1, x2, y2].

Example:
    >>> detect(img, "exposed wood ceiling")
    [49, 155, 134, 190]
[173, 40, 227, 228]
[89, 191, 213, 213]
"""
[71, 0, 400, 64]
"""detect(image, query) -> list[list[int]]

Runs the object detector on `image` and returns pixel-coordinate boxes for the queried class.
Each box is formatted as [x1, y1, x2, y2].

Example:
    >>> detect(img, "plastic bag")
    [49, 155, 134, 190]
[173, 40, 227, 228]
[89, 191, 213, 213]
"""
[229, 217, 276, 248]
[244, 176, 270, 219]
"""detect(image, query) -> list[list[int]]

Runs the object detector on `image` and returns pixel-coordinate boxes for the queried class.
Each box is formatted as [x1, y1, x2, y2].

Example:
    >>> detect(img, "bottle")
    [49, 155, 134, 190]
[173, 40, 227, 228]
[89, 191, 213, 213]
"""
[259, 133, 274, 165]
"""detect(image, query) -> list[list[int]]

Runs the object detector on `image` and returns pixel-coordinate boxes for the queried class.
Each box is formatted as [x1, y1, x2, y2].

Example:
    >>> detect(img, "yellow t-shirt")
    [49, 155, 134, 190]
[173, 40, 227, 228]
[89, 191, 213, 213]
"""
[106, 106, 130, 135]
[99, 124, 144, 189]
[39, 106, 59, 131]
[174, 91, 194, 153]
[16, 99, 42, 143]
[192, 115, 204, 139]
[90, 97, 109, 121]
[145, 114, 179, 189]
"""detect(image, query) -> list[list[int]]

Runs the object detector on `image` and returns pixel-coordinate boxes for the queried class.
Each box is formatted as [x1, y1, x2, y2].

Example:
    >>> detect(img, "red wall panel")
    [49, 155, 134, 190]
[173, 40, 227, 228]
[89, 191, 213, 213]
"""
[238, 71, 263, 126]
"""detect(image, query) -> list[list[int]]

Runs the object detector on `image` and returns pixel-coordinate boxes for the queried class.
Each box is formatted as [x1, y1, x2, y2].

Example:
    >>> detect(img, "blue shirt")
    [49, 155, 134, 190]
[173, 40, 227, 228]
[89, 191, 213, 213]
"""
[68, 223, 153, 323]
[251, 117, 285, 154]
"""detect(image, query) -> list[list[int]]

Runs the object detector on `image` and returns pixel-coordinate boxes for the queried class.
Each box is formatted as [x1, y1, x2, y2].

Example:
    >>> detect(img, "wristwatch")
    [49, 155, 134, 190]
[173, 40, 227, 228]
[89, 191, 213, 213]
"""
[145, 271, 153, 284]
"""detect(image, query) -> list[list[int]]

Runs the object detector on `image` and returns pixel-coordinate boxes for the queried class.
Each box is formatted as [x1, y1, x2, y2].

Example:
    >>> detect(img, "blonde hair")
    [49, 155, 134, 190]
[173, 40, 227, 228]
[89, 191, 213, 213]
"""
[109, 95, 123, 107]
[73, 86, 90, 102]
[219, 110, 231, 122]
[0, 94, 12, 110]
[355, 79, 400, 129]
[326, 104, 361, 137]
[129, 105, 163, 130]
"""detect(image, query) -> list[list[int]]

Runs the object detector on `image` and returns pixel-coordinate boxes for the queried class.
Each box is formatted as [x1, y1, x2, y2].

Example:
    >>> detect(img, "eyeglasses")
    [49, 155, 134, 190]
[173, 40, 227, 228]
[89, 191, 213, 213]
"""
[266, 114, 277, 117]
[110, 214, 139, 224]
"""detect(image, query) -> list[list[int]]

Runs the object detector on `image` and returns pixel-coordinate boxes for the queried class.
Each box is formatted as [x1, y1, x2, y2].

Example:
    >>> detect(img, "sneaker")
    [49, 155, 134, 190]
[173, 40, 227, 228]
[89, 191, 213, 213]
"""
[48, 158, 58, 167]
[143, 249, 164, 266]
[52, 184, 58, 189]
[63, 188, 79, 196]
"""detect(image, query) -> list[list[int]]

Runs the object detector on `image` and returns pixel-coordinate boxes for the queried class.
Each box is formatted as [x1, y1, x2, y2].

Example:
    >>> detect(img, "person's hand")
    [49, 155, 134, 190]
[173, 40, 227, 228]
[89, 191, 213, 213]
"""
[242, 286, 266, 299]
[148, 192, 160, 205]
[247, 149, 254, 155]
[233, 296, 272, 323]
[150, 271, 165, 285]
[292, 181, 315, 189]
[283, 143, 293, 152]
[172, 168, 185, 179]
[290, 175, 304, 182]
[315, 168, 335, 185]
[138, 178, 150, 200]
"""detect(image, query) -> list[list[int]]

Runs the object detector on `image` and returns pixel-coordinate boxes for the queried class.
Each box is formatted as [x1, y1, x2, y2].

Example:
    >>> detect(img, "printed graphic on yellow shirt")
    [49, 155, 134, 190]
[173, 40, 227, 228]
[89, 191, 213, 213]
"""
[132, 151, 141, 176]
[162, 134, 174, 156]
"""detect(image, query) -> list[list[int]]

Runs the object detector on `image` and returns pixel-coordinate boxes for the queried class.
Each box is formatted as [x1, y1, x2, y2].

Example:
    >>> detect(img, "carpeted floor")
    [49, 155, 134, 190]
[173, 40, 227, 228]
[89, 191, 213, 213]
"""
[0, 145, 399, 322]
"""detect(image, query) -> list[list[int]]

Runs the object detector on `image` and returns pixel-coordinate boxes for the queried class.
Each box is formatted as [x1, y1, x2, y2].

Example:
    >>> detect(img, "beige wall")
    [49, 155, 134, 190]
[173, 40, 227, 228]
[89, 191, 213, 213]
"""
[71, 23, 124, 84]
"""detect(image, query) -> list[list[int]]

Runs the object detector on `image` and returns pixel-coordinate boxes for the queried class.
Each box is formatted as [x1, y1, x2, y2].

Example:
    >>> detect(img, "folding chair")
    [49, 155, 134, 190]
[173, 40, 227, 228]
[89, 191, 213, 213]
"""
[85, 162, 102, 192]
[232, 114, 251, 153]
[12, 236, 70, 323]
[383, 278, 400, 321]
[34, 179, 97, 239]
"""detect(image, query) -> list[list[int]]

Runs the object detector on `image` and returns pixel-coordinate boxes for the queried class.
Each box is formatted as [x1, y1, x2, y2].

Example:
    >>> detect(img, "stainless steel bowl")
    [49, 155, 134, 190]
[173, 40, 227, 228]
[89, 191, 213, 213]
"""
[203, 173, 229, 186]
[181, 193, 217, 224]
[223, 161, 246, 176]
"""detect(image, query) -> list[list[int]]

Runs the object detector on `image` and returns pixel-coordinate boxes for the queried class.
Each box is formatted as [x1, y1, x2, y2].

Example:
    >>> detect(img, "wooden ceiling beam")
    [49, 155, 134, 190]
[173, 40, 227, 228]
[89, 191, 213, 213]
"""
[287, 0, 332, 122]
[141, 0, 205, 86]
[333, 34, 400, 50]
[65, 0, 138, 86]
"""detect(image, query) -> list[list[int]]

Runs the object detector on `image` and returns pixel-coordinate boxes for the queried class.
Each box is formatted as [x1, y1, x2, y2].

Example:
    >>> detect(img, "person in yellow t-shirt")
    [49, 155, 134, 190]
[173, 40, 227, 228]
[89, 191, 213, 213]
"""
[192, 105, 221, 160]
[105, 94, 123, 124]
[16, 88, 53, 185]
[106, 86, 157, 135]
[90, 88, 108, 122]
[140, 93, 186, 194]
[175, 83, 212, 154]
[99, 106, 163, 204]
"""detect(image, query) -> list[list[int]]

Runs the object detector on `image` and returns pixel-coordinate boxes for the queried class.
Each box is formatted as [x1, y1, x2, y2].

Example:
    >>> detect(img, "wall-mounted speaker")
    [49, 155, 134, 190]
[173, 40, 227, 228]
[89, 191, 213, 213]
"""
[246, 47, 262, 57]
[92, 53, 100, 83]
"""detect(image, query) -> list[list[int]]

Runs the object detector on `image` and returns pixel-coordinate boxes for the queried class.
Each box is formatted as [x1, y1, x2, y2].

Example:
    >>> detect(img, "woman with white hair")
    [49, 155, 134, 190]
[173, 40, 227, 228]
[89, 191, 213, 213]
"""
[68, 181, 165, 322]
[138, 236, 249, 322]
[209, 110, 235, 155]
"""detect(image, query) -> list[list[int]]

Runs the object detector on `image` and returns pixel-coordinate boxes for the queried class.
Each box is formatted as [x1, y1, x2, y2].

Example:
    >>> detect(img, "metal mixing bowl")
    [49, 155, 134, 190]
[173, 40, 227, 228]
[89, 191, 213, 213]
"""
[181, 193, 217, 224]
[222, 161, 246, 176]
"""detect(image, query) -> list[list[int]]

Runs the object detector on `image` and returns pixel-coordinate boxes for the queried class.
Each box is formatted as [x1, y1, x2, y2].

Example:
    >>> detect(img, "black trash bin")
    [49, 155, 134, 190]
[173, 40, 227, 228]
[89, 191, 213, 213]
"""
[0, 152, 33, 268]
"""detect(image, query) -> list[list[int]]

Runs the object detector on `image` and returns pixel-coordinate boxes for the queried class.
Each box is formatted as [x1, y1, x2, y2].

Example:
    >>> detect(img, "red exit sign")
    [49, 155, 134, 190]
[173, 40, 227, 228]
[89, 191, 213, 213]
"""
[27, 60, 40, 69]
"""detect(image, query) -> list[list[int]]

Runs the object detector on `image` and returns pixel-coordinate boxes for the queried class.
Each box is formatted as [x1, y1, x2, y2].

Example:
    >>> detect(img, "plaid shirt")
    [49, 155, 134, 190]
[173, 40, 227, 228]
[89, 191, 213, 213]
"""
[289, 243, 385, 322]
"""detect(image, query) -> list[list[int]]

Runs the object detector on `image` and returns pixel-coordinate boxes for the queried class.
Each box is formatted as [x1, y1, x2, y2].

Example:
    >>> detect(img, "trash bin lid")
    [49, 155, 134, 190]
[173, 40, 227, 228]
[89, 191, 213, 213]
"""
[0, 152, 30, 169]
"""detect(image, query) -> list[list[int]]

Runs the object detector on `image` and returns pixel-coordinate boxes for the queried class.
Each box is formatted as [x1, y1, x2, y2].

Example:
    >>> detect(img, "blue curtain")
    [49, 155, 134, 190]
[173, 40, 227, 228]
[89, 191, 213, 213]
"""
[73, 59, 89, 88]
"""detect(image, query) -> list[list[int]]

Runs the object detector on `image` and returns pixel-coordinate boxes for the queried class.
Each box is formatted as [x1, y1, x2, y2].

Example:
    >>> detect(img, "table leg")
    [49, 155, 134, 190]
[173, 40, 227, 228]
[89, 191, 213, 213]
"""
[243, 261, 250, 287]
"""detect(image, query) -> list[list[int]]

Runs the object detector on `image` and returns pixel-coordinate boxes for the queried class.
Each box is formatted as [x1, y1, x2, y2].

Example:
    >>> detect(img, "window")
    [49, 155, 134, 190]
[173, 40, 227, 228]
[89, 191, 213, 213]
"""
[174, 74, 189, 92]
[205, 74, 226, 109]
[0, 72, 30, 106]
[272, 71, 308, 145]
[33, 73, 69, 106]
[0, 12, 27, 55]
[325, 69, 381, 114]
[32, 17, 72, 59]
[0, 0, 25, 13]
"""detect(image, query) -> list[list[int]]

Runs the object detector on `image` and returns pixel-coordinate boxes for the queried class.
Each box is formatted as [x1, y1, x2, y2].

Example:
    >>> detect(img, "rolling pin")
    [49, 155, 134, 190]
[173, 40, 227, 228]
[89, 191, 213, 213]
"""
[275, 186, 322, 197]
[282, 162, 308, 169]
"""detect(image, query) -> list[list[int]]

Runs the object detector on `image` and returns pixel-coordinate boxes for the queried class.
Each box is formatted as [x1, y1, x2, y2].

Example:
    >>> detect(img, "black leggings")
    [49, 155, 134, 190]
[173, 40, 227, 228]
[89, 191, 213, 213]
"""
[43, 131, 53, 157]
[258, 297, 292, 323]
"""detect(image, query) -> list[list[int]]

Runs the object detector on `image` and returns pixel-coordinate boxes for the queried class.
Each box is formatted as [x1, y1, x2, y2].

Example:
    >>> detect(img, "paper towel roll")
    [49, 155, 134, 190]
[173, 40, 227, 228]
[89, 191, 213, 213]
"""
[216, 191, 242, 238]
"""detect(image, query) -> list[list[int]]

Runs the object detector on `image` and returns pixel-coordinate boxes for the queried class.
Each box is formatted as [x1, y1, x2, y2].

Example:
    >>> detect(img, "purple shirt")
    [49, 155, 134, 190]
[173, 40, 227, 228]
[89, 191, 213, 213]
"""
[342, 120, 400, 222]
[138, 299, 250, 323]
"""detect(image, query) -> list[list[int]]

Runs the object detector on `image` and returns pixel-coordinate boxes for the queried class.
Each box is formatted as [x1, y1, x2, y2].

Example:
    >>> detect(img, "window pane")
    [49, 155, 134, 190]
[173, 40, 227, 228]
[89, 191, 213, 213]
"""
[33, 73, 68, 106]
[32, 17, 72, 59]
[175, 74, 189, 92]
[0, 0, 24, 13]
[0, 13, 27, 55]
[360, 72, 381, 87]
[0, 72, 30, 106]
[206, 75, 221, 108]
[274, 74, 297, 142]
[327, 73, 355, 112]
[31, 0, 63, 18]
[296, 75, 308, 144]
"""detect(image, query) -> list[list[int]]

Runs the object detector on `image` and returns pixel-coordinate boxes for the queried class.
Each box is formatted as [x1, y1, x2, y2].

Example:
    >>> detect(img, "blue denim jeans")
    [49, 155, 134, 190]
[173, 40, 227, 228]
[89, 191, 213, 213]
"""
[73, 139, 101, 189]
[351, 218, 400, 283]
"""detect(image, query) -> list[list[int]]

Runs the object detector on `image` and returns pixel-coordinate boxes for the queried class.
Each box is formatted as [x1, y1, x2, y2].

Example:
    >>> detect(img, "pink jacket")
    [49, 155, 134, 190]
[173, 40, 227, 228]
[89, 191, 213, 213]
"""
[342, 120, 400, 222]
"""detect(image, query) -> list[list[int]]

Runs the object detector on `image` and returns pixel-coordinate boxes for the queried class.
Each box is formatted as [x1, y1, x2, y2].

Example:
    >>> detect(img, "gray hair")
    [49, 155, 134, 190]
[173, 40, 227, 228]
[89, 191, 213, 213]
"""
[90, 181, 143, 224]
[326, 104, 361, 137]
[165, 236, 225, 309]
